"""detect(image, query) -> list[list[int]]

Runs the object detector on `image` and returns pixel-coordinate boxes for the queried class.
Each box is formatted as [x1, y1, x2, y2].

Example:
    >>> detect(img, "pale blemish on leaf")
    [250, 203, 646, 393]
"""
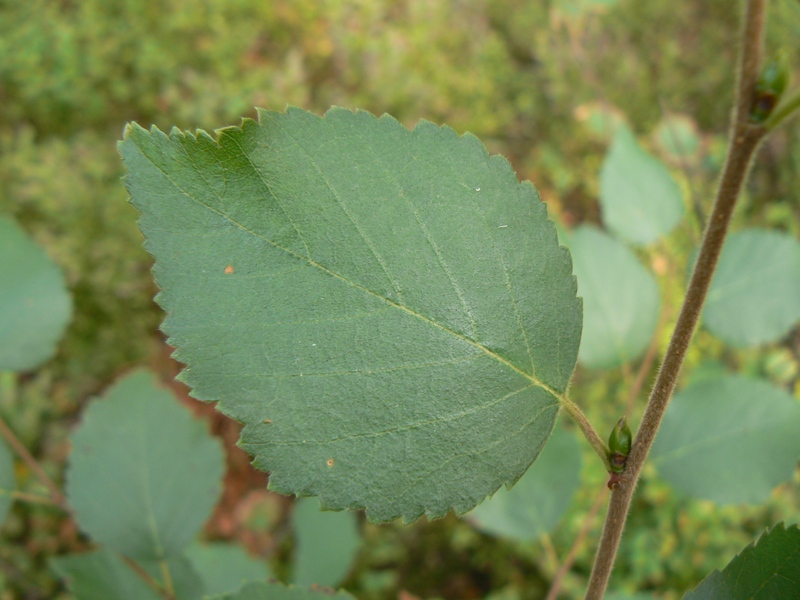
[224, 265, 234, 274]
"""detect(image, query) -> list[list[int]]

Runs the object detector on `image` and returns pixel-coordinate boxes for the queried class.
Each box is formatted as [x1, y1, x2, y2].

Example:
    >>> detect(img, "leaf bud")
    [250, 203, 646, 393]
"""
[750, 51, 790, 123]
[608, 417, 632, 474]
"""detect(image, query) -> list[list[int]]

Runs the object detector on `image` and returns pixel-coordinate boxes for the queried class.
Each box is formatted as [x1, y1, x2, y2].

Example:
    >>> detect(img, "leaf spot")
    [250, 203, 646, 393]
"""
[326, 458, 334, 467]
[262, 419, 272, 425]
[224, 265, 234, 274]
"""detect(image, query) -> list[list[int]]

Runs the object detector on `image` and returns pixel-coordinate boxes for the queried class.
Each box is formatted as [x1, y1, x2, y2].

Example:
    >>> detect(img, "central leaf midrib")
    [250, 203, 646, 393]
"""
[134, 134, 561, 401]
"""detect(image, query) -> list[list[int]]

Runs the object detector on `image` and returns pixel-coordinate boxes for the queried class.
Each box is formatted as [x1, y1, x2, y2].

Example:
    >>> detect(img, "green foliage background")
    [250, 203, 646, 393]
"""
[1, 0, 799, 598]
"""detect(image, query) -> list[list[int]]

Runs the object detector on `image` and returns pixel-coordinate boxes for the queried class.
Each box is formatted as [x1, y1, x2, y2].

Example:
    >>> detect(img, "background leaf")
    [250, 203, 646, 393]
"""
[651, 375, 800, 504]
[0, 437, 14, 524]
[466, 421, 581, 540]
[599, 126, 685, 245]
[702, 229, 800, 347]
[292, 498, 360, 587]
[120, 106, 582, 522]
[184, 542, 271, 596]
[0, 215, 72, 372]
[66, 370, 225, 560]
[568, 225, 660, 369]
[138, 554, 205, 600]
[651, 114, 702, 165]
[51, 549, 162, 600]
[683, 523, 800, 599]
[210, 581, 356, 600]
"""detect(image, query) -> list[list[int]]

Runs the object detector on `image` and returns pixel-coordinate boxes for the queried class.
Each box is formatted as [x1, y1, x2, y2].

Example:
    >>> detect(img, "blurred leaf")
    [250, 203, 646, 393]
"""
[0, 437, 15, 525]
[573, 102, 627, 141]
[184, 542, 271, 596]
[66, 370, 225, 560]
[210, 581, 356, 600]
[466, 422, 581, 540]
[292, 498, 360, 587]
[606, 594, 654, 600]
[554, 0, 620, 18]
[599, 127, 685, 245]
[119, 106, 582, 523]
[51, 549, 162, 600]
[651, 375, 800, 504]
[683, 523, 800, 599]
[652, 114, 702, 164]
[0, 215, 72, 371]
[702, 229, 800, 347]
[568, 225, 660, 369]
[139, 554, 204, 600]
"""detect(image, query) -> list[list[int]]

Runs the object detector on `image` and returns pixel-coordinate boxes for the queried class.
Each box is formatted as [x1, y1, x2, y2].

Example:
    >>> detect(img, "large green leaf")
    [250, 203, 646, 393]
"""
[210, 582, 355, 600]
[0, 437, 14, 525]
[702, 229, 800, 347]
[119, 107, 582, 522]
[466, 421, 581, 540]
[683, 523, 800, 599]
[293, 498, 360, 587]
[599, 127, 685, 245]
[568, 225, 660, 369]
[184, 542, 271, 596]
[66, 370, 225, 560]
[651, 375, 800, 504]
[0, 215, 72, 371]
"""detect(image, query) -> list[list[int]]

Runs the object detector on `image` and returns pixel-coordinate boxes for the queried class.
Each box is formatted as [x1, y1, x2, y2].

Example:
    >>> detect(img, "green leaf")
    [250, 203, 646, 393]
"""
[53, 550, 207, 600]
[119, 107, 582, 522]
[292, 498, 360, 587]
[0, 437, 14, 524]
[139, 554, 205, 600]
[184, 542, 271, 596]
[702, 229, 800, 347]
[0, 215, 72, 371]
[652, 114, 702, 164]
[599, 126, 685, 245]
[465, 421, 581, 540]
[51, 549, 162, 600]
[568, 225, 660, 369]
[210, 581, 356, 600]
[683, 523, 800, 599]
[651, 375, 800, 504]
[66, 370, 225, 560]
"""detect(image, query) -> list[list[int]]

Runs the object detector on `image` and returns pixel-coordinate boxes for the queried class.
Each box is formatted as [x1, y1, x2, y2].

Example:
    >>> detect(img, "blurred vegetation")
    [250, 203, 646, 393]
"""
[0, 0, 799, 598]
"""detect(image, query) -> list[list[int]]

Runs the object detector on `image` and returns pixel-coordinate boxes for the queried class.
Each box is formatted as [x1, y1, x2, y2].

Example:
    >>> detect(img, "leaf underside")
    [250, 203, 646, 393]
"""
[120, 107, 582, 522]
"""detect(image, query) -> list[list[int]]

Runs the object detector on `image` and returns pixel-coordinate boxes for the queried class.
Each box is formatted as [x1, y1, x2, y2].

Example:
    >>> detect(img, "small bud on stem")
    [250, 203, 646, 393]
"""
[750, 51, 789, 123]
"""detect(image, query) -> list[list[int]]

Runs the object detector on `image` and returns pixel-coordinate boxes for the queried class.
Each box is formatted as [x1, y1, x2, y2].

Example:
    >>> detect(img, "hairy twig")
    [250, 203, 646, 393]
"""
[584, 1, 769, 597]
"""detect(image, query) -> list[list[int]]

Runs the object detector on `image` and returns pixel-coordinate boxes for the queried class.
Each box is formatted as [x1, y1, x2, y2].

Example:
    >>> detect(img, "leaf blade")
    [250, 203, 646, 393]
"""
[703, 229, 800, 347]
[568, 225, 660, 369]
[65, 370, 225, 560]
[651, 375, 800, 504]
[0, 215, 72, 372]
[120, 107, 583, 522]
[599, 127, 685, 245]
[683, 523, 800, 599]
